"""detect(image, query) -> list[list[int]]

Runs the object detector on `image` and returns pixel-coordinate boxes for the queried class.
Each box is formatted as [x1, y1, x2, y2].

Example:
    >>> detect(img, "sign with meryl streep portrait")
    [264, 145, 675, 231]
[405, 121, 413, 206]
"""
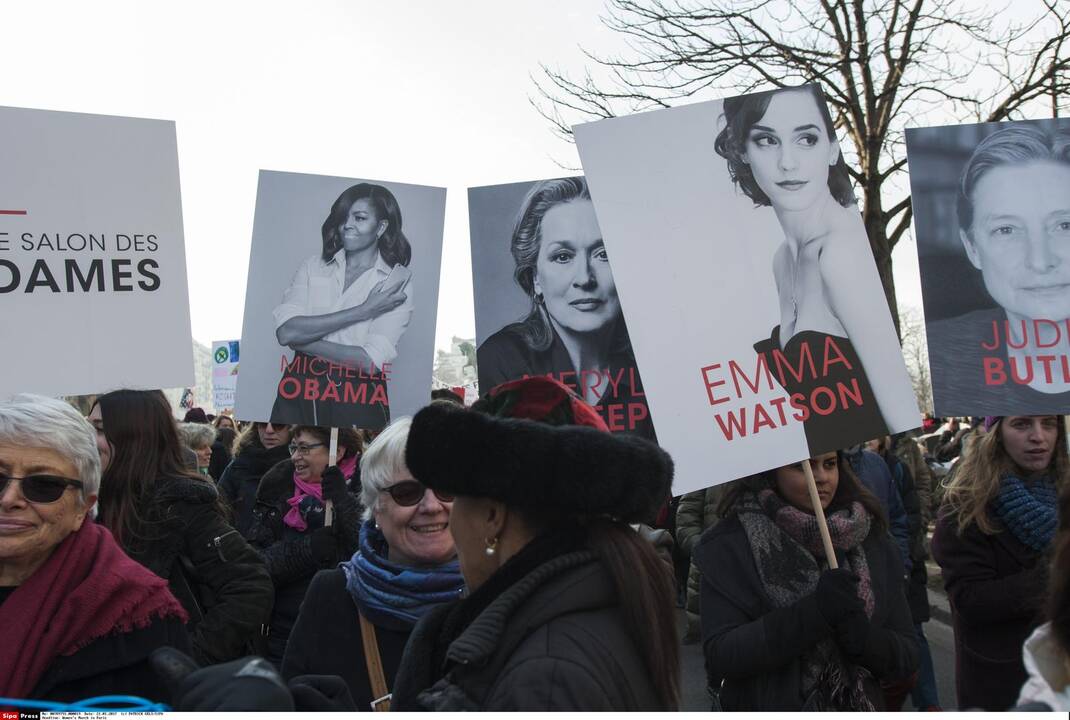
[906, 117, 1070, 416]
[468, 177, 655, 441]
[574, 85, 919, 494]
[0, 106, 194, 397]
[235, 170, 446, 429]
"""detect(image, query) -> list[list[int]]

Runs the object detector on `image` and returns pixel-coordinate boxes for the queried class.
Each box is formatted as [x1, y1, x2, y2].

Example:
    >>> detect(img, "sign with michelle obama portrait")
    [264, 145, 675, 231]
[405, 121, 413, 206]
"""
[0, 106, 194, 397]
[468, 177, 655, 441]
[906, 117, 1070, 416]
[234, 170, 446, 430]
[574, 85, 919, 493]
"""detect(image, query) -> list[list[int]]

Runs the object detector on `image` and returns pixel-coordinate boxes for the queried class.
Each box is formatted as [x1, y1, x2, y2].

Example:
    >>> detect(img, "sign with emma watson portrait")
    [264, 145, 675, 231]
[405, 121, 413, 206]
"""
[235, 170, 446, 429]
[574, 85, 919, 493]
[906, 117, 1070, 416]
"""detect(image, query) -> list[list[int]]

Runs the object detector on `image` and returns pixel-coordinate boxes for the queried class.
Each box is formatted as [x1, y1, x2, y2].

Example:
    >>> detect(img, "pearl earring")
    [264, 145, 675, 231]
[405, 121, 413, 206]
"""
[484, 537, 499, 556]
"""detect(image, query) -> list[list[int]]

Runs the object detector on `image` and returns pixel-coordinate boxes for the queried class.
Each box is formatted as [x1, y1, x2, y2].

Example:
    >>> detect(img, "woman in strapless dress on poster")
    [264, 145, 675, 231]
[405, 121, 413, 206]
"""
[716, 85, 917, 454]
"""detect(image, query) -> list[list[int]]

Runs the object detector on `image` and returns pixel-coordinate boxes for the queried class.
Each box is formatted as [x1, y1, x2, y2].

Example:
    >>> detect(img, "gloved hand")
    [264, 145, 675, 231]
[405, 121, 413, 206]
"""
[310, 525, 339, 564]
[834, 610, 871, 660]
[151, 647, 294, 711]
[290, 674, 358, 711]
[320, 465, 348, 503]
[815, 568, 864, 627]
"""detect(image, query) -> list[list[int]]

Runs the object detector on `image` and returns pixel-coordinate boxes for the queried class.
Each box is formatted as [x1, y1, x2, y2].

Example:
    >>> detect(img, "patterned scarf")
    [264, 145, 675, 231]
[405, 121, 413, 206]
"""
[283, 454, 357, 532]
[736, 486, 875, 710]
[993, 474, 1058, 553]
[341, 520, 465, 630]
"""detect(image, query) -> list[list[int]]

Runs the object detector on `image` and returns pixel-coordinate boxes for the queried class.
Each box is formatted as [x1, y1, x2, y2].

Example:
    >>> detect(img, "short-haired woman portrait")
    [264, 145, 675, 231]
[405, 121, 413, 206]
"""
[271, 182, 414, 429]
[474, 177, 654, 440]
[914, 120, 1070, 415]
[715, 84, 919, 454]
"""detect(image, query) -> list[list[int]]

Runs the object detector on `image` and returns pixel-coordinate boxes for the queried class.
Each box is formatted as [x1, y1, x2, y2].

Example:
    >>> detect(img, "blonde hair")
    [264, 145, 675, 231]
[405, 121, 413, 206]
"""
[942, 416, 1069, 535]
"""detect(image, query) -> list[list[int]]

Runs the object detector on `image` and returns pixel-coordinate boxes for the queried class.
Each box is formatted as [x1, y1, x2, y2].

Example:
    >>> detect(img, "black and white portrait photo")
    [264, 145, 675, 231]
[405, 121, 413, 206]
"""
[469, 177, 655, 439]
[907, 118, 1070, 416]
[236, 171, 446, 429]
[575, 85, 919, 491]
[714, 85, 918, 455]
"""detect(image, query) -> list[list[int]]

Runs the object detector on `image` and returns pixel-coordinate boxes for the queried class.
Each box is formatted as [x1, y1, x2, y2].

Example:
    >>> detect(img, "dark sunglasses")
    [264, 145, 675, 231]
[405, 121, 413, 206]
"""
[1, 474, 85, 504]
[383, 480, 454, 507]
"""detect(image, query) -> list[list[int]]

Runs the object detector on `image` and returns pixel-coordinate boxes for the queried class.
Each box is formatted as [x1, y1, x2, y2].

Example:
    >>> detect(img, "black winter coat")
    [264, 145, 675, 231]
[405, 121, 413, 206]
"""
[883, 451, 931, 623]
[218, 444, 292, 537]
[282, 568, 411, 711]
[932, 506, 1048, 711]
[244, 460, 363, 665]
[391, 551, 663, 711]
[30, 616, 191, 702]
[695, 514, 918, 711]
[128, 475, 274, 665]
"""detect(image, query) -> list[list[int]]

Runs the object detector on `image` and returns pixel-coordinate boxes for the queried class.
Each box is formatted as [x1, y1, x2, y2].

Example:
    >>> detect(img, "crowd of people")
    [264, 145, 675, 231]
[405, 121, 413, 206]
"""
[1, 383, 1067, 711]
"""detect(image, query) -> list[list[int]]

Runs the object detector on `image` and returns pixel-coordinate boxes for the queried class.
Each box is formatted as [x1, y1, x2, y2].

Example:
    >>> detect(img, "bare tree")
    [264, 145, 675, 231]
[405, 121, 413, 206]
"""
[898, 306, 932, 413]
[533, 0, 1070, 330]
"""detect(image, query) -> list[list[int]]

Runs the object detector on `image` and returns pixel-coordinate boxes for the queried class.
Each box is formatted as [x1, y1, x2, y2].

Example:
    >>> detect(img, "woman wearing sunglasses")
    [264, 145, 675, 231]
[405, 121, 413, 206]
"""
[0, 394, 189, 702]
[245, 424, 364, 666]
[281, 416, 463, 709]
[218, 422, 294, 537]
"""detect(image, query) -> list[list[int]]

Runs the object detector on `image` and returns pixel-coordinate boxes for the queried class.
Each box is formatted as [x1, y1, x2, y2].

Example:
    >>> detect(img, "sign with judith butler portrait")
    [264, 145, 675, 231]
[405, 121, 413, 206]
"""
[0, 106, 194, 397]
[574, 85, 919, 493]
[468, 177, 655, 440]
[235, 171, 446, 429]
[906, 118, 1070, 416]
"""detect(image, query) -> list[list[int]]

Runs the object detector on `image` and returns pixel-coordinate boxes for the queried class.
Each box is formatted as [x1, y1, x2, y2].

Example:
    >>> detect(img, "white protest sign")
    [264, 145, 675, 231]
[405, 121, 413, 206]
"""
[212, 339, 240, 411]
[468, 177, 656, 440]
[0, 106, 194, 396]
[574, 85, 919, 494]
[906, 117, 1070, 416]
[235, 171, 446, 429]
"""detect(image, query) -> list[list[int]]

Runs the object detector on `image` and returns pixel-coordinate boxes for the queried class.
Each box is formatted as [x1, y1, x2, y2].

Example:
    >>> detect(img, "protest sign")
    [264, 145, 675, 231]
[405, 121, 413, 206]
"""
[468, 177, 655, 440]
[235, 171, 446, 429]
[212, 339, 240, 411]
[574, 85, 919, 493]
[0, 106, 194, 396]
[905, 118, 1070, 416]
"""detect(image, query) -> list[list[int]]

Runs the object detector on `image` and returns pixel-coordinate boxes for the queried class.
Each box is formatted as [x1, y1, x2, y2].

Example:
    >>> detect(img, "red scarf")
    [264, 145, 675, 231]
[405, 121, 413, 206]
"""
[0, 520, 188, 699]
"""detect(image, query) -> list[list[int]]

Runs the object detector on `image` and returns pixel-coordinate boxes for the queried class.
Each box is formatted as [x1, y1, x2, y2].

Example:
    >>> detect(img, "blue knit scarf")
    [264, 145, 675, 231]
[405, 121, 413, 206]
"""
[992, 475, 1058, 553]
[340, 520, 465, 631]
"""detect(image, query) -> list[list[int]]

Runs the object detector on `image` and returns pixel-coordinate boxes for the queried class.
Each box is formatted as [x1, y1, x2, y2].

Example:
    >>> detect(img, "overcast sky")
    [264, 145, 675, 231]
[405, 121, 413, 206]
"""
[4, 0, 948, 354]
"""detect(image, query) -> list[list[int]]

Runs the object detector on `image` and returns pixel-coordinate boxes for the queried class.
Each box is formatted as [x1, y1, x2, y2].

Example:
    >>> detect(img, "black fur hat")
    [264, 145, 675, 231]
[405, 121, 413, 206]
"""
[404, 377, 673, 523]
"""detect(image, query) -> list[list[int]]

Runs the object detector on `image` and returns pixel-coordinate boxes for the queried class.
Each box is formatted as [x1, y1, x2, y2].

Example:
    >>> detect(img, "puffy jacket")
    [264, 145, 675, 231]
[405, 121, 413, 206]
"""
[244, 459, 362, 664]
[695, 513, 918, 711]
[218, 444, 292, 536]
[128, 475, 274, 665]
[391, 551, 665, 711]
[676, 484, 729, 636]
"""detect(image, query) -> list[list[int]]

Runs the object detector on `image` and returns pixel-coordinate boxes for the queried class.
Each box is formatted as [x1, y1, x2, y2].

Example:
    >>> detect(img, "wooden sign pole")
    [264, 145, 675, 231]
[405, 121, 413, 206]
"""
[801, 459, 838, 569]
[325, 427, 338, 527]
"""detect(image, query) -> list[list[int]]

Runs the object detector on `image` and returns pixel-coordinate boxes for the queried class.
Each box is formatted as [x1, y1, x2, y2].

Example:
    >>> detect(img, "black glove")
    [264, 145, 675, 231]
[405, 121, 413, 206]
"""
[290, 674, 358, 712]
[151, 647, 294, 711]
[815, 568, 864, 627]
[310, 525, 339, 563]
[320, 465, 348, 503]
[834, 610, 871, 660]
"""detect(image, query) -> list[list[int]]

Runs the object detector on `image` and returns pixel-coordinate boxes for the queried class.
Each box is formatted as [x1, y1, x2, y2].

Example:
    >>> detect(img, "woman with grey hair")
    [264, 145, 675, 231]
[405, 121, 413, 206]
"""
[178, 422, 217, 478]
[282, 416, 463, 710]
[0, 394, 189, 701]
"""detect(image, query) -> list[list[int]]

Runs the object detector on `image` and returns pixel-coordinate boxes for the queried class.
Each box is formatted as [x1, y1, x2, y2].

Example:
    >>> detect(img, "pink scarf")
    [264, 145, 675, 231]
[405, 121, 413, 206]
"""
[283, 454, 357, 531]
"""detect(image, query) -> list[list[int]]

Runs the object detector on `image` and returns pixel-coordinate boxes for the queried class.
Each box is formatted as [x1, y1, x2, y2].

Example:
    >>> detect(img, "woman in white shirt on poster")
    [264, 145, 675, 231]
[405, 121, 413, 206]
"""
[271, 183, 413, 429]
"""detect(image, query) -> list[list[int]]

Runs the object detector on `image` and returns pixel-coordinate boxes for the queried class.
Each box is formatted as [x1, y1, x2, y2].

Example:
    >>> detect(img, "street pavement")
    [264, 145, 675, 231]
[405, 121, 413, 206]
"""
[678, 587, 959, 710]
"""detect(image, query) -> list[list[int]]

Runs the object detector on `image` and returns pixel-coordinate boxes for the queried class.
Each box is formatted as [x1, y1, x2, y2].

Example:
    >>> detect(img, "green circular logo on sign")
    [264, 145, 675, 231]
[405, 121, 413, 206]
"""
[215, 347, 229, 363]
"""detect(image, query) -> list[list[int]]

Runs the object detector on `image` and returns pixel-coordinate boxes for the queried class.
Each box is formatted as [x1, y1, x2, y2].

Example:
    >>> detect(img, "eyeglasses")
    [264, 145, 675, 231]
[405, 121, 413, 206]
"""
[383, 480, 454, 507]
[288, 442, 326, 456]
[0, 475, 85, 504]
